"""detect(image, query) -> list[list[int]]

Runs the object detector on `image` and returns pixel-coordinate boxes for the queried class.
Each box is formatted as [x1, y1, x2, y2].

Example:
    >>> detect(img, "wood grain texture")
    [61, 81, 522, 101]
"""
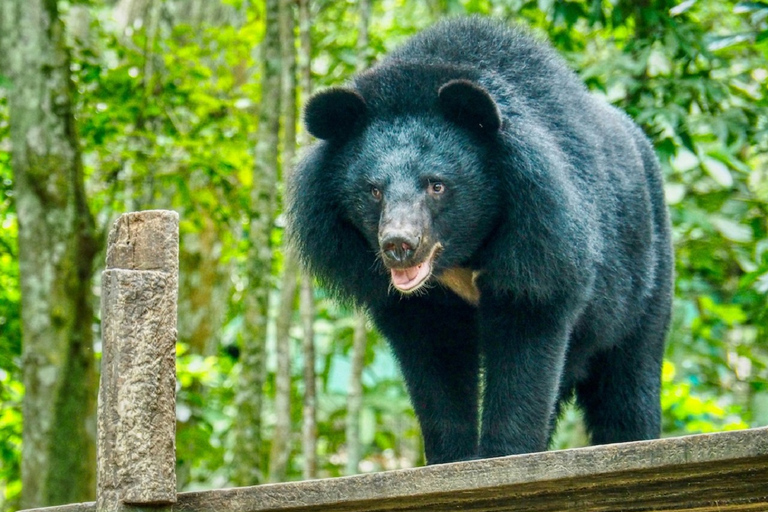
[106, 210, 180, 272]
[25, 427, 768, 512]
[97, 210, 179, 511]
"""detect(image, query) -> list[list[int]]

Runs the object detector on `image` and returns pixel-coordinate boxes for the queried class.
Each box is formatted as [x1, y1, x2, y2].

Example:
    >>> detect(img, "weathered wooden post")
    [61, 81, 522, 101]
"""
[97, 210, 178, 511]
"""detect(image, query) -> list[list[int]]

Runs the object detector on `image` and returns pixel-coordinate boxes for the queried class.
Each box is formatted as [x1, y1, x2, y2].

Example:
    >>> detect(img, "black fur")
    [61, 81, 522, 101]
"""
[289, 17, 673, 464]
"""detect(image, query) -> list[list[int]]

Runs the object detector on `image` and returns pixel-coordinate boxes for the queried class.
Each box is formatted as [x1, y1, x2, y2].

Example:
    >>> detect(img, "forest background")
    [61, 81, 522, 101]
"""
[0, 0, 767, 510]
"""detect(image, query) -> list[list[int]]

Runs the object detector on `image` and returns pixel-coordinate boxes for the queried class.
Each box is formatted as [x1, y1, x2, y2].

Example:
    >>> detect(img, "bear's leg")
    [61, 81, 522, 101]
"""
[546, 384, 575, 447]
[575, 332, 664, 444]
[370, 296, 480, 464]
[477, 295, 571, 458]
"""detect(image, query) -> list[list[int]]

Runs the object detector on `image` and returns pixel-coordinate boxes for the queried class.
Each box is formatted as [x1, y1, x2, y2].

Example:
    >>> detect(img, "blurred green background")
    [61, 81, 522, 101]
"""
[0, 0, 766, 510]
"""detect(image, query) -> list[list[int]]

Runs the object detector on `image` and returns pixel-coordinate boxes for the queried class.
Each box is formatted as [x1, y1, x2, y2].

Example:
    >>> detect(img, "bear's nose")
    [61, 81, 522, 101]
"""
[380, 233, 420, 264]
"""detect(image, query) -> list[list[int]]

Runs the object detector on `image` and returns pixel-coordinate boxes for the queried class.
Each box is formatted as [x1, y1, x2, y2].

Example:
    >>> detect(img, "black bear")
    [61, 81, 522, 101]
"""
[289, 17, 673, 464]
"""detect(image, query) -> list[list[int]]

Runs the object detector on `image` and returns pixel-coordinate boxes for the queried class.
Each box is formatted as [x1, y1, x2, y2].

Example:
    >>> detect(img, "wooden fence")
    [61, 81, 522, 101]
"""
[20, 210, 768, 512]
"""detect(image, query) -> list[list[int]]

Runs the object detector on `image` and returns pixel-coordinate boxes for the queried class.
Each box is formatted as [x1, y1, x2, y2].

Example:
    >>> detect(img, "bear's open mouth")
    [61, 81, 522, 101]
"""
[388, 243, 442, 293]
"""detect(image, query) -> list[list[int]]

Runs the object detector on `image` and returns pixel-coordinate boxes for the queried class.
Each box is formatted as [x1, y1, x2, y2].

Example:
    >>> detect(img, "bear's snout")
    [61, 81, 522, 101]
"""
[380, 232, 420, 266]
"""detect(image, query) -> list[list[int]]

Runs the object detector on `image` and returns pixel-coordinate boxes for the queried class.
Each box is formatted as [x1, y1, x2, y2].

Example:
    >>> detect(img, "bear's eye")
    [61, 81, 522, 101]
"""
[428, 181, 445, 196]
[370, 186, 382, 201]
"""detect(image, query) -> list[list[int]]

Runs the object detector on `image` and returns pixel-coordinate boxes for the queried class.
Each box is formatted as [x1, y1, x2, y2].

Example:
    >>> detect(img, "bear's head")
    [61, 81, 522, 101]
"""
[302, 79, 504, 296]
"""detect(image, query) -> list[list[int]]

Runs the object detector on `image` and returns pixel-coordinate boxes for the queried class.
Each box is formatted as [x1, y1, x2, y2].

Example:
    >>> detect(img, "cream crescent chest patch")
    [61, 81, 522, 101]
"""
[437, 267, 481, 306]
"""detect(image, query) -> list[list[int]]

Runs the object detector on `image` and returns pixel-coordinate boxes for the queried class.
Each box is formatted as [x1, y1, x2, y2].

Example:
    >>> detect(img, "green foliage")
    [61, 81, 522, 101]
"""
[176, 343, 236, 489]
[0, 84, 21, 512]
[76, 20, 255, 220]
[0, 91, 19, 372]
[0, 370, 22, 511]
[662, 360, 748, 434]
[309, 297, 422, 475]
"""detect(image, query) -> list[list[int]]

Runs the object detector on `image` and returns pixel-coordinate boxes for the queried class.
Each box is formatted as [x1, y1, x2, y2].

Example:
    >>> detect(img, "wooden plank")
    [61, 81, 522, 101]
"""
[22, 428, 768, 512]
[97, 210, 179, 511]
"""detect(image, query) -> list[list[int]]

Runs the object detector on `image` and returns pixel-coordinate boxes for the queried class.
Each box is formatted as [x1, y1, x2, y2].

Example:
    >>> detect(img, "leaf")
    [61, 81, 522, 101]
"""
[662, 360, 677, 382]
[702, 157, 733, 188]
[699, 295, 748, 324]
[648, 48, 672, 77]
[670, 0, 698, 17]
[707, 33, 753, 51]
[706, 150, 752, 175]
[710, 216, 753, 243]
[755, 272, 768, 293]
[734, 2, 768, 14]
[672, 148, 699, 172]
[664, 183, 686, 205]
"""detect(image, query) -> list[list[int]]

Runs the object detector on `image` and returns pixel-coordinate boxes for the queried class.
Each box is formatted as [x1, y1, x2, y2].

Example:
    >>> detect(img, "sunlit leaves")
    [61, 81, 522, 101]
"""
[0, 78, 21, 512]
[0, 369, 22, 508]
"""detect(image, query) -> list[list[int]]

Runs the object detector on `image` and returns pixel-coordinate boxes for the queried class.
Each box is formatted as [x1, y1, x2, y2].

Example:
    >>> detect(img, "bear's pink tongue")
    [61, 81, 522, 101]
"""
[390, 261, 431, 291]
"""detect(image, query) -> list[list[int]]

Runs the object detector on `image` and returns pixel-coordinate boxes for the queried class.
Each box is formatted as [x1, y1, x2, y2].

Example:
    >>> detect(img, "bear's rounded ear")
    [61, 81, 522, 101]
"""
[438, 79, 501, 133]
[304, 88, 367, 140]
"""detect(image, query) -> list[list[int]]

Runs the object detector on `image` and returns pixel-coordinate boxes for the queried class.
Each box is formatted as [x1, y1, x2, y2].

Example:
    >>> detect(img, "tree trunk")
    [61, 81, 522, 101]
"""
[1, 0, 98, 507]
[346, 313, 368, 475]
[346, 0, 372, 477]
[300, 274, 317, 479]
[357, 0, 372, 74]
[269, 0, 298, 482]
[270, 258, 297, 482]
[178, 220, 230, 356]
[298, 0, 318, 481]
[232, 0, 282, 487]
